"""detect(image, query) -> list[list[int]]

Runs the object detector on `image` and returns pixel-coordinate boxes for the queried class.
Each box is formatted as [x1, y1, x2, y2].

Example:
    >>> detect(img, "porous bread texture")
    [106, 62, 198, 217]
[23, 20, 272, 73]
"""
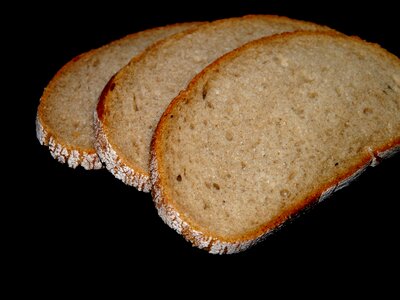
[96, 15, 333, 188]
[36, 22, 200, 170]
[151, 31, 400, 254]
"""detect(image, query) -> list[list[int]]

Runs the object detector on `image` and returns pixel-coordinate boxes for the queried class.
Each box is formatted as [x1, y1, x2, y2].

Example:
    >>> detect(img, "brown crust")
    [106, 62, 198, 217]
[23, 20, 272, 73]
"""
[96, 74, 116, 121]
[37, 21, 202, 170]
[150, 31, 400, 254]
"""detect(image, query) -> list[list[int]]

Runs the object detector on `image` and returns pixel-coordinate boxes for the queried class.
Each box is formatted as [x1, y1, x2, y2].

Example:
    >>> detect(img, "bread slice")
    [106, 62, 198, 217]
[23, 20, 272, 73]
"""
[95, 15, 333, 190]
[150, 31, 400, 254]
[36, 22, 200, 170]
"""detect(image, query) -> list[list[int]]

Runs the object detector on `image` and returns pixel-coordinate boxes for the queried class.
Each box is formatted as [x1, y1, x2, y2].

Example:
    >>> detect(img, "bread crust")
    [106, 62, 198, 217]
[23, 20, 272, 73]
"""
[36, 22, 200, 170]
[150, 31, 400, 254]
[36, 114, 103, 170]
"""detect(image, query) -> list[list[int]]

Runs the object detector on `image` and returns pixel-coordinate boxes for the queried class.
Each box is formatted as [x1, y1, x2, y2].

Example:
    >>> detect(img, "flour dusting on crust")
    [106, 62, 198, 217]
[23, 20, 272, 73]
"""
[94, 111, 151, 192]
[36, 115, 102, 170]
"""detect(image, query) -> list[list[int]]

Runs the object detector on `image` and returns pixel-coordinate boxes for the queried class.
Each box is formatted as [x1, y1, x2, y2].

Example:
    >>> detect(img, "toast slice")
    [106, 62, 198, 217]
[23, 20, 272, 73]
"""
[150, 31, 400, 254]
[95, 15, 333, 190]
[36, 22, 200, 169]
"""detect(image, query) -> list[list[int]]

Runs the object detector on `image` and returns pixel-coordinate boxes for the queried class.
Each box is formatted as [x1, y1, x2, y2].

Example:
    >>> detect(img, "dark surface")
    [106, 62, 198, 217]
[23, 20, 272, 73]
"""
[18, 1, 399, 279]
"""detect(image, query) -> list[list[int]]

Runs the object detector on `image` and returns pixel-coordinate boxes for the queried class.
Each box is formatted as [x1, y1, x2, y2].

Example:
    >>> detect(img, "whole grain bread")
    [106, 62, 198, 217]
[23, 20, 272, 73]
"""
[150, 31, 400, 254]
[36, 22, 200, 169]
[95, 15, 333, 190]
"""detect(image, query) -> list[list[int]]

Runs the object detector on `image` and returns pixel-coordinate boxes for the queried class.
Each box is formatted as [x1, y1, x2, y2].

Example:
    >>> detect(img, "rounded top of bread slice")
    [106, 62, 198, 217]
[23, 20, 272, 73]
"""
[36, 22, 199, 169]
[151, 31, 400, 253]
[96, 15, 333, 185]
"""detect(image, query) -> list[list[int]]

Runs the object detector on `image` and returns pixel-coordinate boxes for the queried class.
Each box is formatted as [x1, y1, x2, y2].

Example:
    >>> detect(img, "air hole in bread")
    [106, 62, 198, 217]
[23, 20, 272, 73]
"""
[202, 82, 208, 99]
[308, 91, 318, 99]
[225, 131, 233, 141]
[292, 107, 305, 117]
[280, 189, 290, 198]
[92, 58, 100, 67]
[176, 174, 182, 182]
[363, 107, 373, 114]
[132, 95, 139, 111]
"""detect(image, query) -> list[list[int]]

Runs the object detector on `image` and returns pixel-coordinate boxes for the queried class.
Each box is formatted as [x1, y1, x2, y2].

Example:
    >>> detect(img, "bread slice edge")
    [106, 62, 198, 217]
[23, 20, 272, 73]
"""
[94, 25, 206, 190]
[94, 76, 151, 191]
[36, 51, 103, 170]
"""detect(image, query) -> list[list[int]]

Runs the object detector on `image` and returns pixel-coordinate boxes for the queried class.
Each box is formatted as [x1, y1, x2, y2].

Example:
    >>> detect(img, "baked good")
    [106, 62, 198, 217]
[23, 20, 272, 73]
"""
[36, 22, 200, 169]
[150, 31, 400, 254]
[95, 15, 332, 190]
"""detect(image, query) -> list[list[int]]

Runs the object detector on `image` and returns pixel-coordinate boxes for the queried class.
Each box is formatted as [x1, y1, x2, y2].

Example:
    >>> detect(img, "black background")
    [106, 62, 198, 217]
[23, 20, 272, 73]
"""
[15, 0, 399, 284]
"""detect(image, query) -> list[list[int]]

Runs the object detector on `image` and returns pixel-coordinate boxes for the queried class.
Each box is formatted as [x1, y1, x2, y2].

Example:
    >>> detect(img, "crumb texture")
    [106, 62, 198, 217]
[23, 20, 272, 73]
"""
[103, 15, 331, 177]
[155, 32, 400, 243]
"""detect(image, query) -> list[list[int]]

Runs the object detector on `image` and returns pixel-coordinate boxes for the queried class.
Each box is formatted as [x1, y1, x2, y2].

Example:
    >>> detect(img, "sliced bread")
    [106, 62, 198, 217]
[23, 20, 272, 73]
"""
[95, 15, 333, 190]
[150, 31, 400, 254]
[36, 22, 200, 170]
